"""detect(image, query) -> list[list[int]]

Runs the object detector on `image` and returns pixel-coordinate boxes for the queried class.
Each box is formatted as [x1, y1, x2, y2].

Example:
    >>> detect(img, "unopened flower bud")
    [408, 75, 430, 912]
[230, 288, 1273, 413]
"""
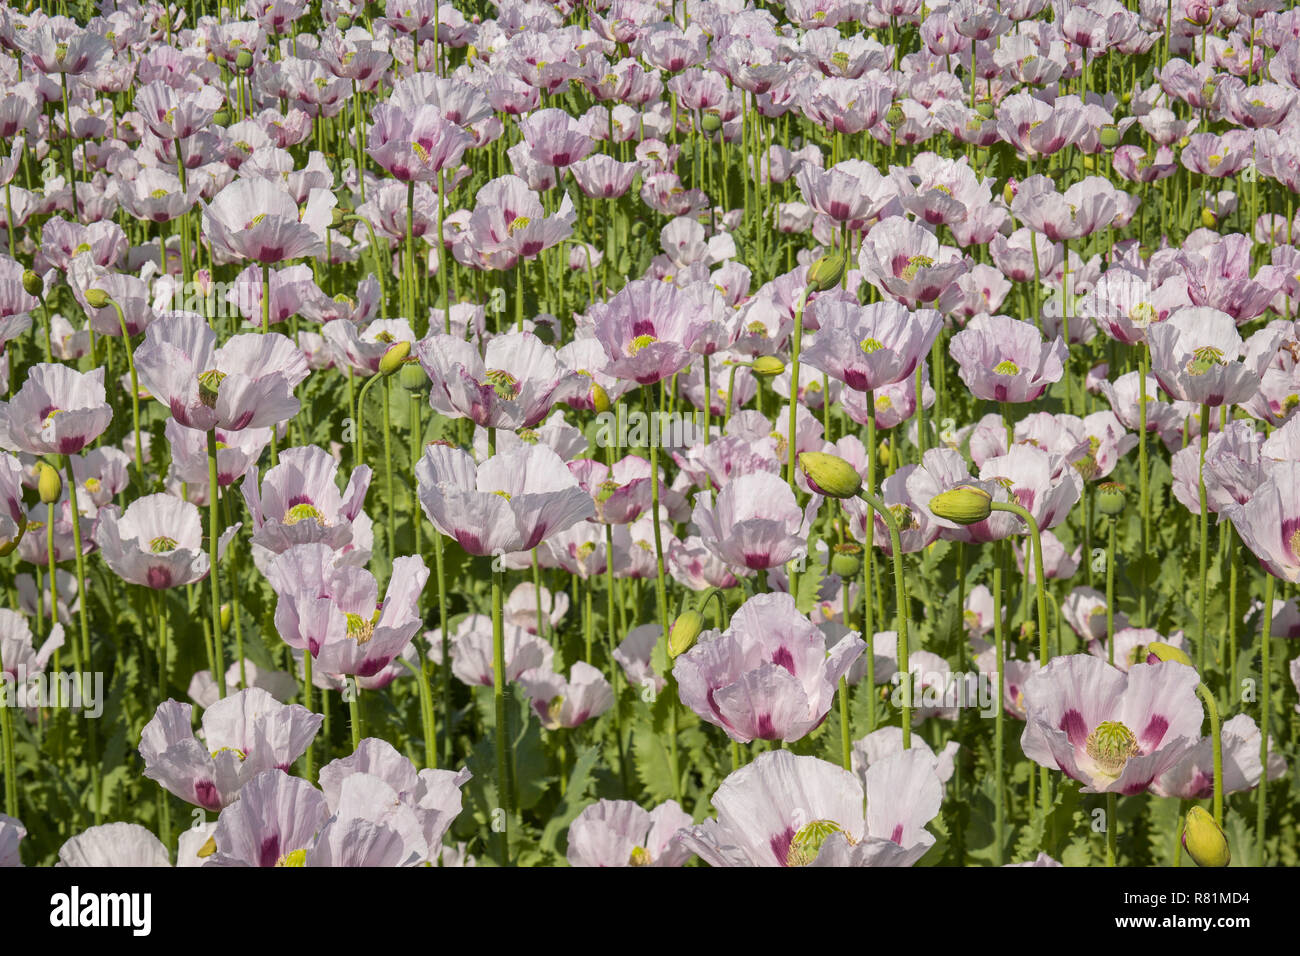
[378, 340, 411, 375]
[669, 609, 704, 658]
[83, 288, 110, 309]
[807, 252, 846, 292]
[38, 463, 62, 503]
[798, 452, 864, 499]
[1182, 806, 1230, 867]
[1002, 178, 1018, 205]
[928, 486, 993, 525]
[1097, 481, 1127, 516]
[1146, 641, 1194, 668]
[1201, 207, 1217, 229]
[750, 355, 785, 377]
[590, 382, 611, 413]
[22, 270, 42, 297]
[220, 603, 233, 633]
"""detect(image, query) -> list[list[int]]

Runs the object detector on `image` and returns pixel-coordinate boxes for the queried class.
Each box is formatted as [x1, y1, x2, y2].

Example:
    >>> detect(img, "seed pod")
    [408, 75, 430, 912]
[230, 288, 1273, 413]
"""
[1097, 481, 1127, 516]
[235, 50, 253, 70]
[1099, 125, 1121, 148]
[701, 112, 722, 133]
[830, 543, 862, 578]
[397, 362, 427, 391]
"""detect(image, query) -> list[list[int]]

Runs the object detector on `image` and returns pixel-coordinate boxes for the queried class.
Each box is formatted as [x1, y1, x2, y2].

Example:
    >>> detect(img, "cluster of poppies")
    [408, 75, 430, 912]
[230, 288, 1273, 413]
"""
[0, 0, 1298, 868]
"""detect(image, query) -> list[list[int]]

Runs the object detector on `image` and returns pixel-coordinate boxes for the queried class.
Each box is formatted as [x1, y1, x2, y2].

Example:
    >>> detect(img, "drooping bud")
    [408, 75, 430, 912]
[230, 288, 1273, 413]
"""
[798, 452, 863, 499]
[83, 287, 110, 309]
[928, 486, 993, 525]
[668, 609, 704, 658]
[1182, 806, 1230, 867]
[1002, 178, 1018, 205]
[750, 355, 786, 377]
[378, 340, 411, 376]
[1201, 207, 1217, 229]
[1097, 481, 1127, 516]
[21, 270, 42, 297]
[590, 382, 611, 413]
[807, 252, 846, 292]
[38, 463, 62, 503]
[1146, 641, 1194, 668]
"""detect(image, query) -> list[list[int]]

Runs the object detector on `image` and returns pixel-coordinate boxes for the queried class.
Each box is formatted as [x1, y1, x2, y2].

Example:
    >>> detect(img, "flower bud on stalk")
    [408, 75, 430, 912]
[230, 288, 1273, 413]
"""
[701, 112, 722, 133]
[798, 452, 863, 499]
[1182, 806, 1230, 867]
[22, 270, 42, 297]
[807, 252, 845, 292]
[83, 288, 110, 309]
[750, 355, 785, 377]
[928, 486, 993, 524]
[219, 603, 233, 633]
[378, 340, 411, 376]
[1146, 641, 1194, 668]
[590, 382, 611, 413]
[38, 463, 62, 503]
[669, 609, 704, 658]
[235, 50, 253, 70]
[1099, 125, 1121, 148]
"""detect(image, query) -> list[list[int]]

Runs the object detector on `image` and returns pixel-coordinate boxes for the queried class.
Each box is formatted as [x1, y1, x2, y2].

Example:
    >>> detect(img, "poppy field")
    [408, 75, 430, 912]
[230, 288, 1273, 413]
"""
[0, 0, 1299, 871]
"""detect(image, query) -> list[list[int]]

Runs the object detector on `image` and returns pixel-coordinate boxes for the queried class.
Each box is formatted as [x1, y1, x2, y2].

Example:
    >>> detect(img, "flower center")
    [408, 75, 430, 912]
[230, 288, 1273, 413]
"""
[508, 215, 531, 234]
[284, 503, 327, 527]
[628, 334, 658, 356]
[993, 360, 1021, 375]
[345, 610, 379, 645]
[485, 368, 521, 400]
[859, 337, 885, 354]
[1085, 720, 1140, 776]
[786, 818, 847, 867]
[628, 846, 652, 866]
[198, 369, 227, 408]
[149, 535, 178, 553]
[275, 849, 307, 867]
[900, 254, 934, 281]
[210, 745, 247, 761]
[1186, 346, 1224, 376]
[1127, 302, 1157, 326]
